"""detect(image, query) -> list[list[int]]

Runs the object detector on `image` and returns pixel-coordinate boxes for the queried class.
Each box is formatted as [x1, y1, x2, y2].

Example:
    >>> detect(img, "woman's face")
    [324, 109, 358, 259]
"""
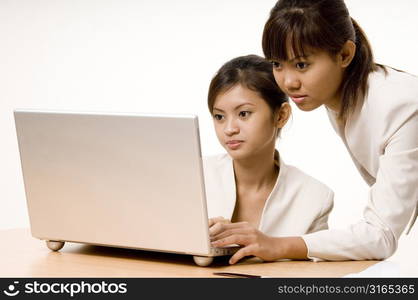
[271, 49, 345, 112]
[212, 84, 279, 161]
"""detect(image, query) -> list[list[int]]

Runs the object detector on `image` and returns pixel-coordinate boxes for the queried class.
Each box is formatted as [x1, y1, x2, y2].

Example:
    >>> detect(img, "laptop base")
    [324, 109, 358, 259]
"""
[193, 256, 214, 267]
[45, 240, 237, 267]
[46, 240, 65, 251]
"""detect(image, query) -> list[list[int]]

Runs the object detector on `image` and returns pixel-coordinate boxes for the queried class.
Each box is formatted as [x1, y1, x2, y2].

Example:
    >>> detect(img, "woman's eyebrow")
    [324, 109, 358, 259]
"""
[272, 54, 312, 63]
[288, 54, 311, 62]
[213, 103, 255, 113]
[234, 103, 255, 110]
[212, 107, 224, 112]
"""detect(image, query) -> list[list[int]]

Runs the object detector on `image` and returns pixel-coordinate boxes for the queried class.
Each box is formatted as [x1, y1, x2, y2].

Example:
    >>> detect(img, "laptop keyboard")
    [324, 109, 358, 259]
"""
[209, 246, 239, 256]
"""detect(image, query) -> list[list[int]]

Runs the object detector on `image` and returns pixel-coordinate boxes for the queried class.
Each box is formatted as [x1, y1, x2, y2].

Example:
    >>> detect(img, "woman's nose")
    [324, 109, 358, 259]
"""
[224, 118, 239, 136]
[283, 71, 301, 91]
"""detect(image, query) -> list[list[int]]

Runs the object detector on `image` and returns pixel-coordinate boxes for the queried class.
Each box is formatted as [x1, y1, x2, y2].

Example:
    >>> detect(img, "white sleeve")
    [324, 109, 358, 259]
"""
[302, 114, 418, 261]
[305, 189, 334, 233]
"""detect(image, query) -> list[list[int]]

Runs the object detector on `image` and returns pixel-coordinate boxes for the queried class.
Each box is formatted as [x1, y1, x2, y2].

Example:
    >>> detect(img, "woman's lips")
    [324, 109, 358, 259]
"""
[290, 95, 307, 104]
[226, 140, 243, 150]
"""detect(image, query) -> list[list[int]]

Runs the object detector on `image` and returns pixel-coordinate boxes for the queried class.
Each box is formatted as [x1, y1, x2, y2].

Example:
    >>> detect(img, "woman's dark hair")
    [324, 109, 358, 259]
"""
[262, 0, 385, 120]
[207, 54, 288, 115]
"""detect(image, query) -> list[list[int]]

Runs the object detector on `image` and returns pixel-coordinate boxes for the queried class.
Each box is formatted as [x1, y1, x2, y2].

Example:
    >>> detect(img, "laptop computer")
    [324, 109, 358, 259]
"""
[14, 109, 238, 266]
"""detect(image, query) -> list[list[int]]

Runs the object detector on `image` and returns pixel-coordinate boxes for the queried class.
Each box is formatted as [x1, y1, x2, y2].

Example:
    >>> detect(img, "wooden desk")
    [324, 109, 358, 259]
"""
[1, 228, 416, 278]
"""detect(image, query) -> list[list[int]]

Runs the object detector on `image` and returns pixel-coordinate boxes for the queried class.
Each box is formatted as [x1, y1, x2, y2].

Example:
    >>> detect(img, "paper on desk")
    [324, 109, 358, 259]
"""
[344, 261, 401, 277]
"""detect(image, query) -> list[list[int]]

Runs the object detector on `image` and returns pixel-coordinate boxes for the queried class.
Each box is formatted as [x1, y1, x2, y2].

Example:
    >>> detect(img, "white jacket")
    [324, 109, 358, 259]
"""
[302, 67, 418, 261]
[203, 153, 334, 237]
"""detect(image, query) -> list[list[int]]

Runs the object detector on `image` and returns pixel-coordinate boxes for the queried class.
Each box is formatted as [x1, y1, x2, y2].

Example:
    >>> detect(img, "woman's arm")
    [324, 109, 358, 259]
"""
[303, 113, 418, 261]
[212, 113, 417, 262]
[210, 221, 308, 264]
[209, 183, 334, 263]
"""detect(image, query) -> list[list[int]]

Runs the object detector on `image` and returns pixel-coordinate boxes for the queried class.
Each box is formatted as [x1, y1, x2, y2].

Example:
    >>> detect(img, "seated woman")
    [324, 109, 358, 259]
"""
[203, 54, 334, 264]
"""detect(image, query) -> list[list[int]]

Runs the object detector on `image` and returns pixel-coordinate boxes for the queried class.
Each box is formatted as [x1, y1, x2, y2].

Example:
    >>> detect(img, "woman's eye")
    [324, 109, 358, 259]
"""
[271, 61, 281, 69]
[213, 114, 224, 121]
[239, 111, 251, 118]
[296, 62, 309, 69]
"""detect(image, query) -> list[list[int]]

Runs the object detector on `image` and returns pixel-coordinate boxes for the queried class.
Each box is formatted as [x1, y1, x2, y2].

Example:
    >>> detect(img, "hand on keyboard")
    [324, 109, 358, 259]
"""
[210, 221, 281, 264]
[208, 216, 231, 237]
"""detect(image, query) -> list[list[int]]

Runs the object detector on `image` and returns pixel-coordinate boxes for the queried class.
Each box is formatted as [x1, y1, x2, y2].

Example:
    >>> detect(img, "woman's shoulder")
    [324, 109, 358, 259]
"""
[277, 161, 334, 215]
[368, 67, 418, 102]
[281, 161, 334, 197]
[359, 67, 418, 139]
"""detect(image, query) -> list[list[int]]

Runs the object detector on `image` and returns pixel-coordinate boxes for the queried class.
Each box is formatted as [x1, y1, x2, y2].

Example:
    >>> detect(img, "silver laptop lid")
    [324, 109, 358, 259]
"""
[14, 109, 212, 256]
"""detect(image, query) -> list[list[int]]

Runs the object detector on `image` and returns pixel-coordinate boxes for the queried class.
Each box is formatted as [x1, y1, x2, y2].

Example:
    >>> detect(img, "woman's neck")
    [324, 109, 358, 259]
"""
[232, 149, 279, 192]
[325, 85, 343, 113]
[325, 95, 342, 113]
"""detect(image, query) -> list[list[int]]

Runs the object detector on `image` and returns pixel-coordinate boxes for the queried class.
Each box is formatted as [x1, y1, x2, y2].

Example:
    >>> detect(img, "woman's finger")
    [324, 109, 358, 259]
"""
[208, 216, 228, 227]
[209, 221, 250, 237]
[229, 244, 256, 264]
[211, 226, 253, 242]
[211, 233, 250, 248]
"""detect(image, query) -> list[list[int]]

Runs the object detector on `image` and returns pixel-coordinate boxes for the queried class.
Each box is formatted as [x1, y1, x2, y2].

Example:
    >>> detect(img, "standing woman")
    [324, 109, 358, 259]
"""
[212, 0, 417, 262]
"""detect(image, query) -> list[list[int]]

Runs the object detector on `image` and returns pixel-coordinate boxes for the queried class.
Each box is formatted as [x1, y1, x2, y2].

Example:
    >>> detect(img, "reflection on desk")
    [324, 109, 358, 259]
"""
[1, 228, 416, 278]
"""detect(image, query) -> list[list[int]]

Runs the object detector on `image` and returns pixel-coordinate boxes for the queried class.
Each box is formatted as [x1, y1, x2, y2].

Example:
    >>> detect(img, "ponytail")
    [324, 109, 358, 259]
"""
[339, 18, 382, 120]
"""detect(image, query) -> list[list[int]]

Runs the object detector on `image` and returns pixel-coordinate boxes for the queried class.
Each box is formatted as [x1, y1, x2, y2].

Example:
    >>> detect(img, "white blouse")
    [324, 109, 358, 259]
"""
[302, 67, 418, 261]
[203, 152, 334, 237]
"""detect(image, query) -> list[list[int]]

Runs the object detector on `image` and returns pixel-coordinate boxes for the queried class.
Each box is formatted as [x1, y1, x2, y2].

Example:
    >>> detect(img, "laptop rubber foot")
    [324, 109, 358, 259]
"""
[193, 256, 214, 267]
[46, 240, 65, 251]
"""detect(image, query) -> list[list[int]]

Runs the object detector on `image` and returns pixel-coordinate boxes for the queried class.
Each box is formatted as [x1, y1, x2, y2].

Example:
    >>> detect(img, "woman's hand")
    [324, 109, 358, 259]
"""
[208, 216, 231, 236]
[210, 221, 308, 264]
[210, 221, 282, 264]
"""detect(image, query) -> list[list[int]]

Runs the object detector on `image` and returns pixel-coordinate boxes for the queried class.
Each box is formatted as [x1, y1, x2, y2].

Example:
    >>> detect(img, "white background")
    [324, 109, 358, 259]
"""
[1, 0, 417, 230]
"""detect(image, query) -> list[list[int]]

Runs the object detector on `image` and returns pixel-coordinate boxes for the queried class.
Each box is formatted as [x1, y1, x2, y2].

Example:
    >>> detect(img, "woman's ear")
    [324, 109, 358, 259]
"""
[276, 102, 291, 129]
[339, 40, 356, 68]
